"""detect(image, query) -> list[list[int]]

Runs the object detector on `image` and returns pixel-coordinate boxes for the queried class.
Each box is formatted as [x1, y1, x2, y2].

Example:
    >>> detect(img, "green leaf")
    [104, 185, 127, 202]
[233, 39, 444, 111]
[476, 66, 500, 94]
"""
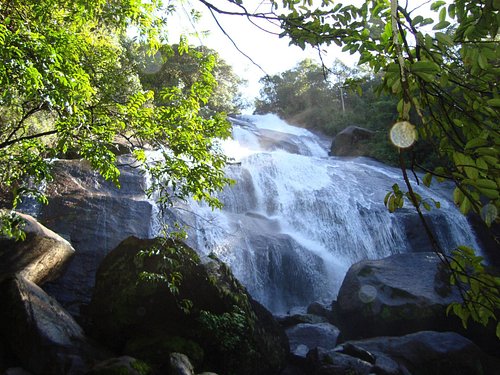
[465, 138, 488, 149]
[388, 196, 396, 212]
[413, 15, 424, 25]
[459, 196, 471, 214]
[411, 61, 441, 74]
[475, 186, 499, 199]
[423, 173, 433, 187]
[483, 204, 498, 226]
[453, 187, 464, 205]
[439, 7, 446, 22]
[478, 53, 488, 69]
[487, 98, 500, 107]
[433, 21, 450, 30]
[448, 4, 456, 18]
[475, 179, 498, 190]
[435, 32, 453, 46]
[431, 1, 447, 11]
[384, 191, 392, 206]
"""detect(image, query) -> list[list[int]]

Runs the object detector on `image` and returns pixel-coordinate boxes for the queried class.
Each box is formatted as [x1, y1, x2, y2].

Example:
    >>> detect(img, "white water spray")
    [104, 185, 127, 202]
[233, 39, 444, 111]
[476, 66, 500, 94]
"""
[165, 114, 480, 313]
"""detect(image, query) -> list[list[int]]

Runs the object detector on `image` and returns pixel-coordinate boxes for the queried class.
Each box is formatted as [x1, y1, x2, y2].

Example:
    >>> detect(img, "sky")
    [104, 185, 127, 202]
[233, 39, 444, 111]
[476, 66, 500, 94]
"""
[166, 0, 440, 103]
[167, 0, 359, 102]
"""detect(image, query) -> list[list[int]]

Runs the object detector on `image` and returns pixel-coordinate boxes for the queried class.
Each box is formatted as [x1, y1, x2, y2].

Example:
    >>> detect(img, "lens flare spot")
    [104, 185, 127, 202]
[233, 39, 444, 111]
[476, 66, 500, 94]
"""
[481, 203, 498, 226]
[358, 285, 377, 303]
[390, 121, 416, 148]
[140, 51, 164, 74]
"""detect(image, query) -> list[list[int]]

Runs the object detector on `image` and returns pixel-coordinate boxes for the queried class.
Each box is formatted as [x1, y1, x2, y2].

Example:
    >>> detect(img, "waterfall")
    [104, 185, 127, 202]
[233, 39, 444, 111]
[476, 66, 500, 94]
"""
[162, 114, 481, 313]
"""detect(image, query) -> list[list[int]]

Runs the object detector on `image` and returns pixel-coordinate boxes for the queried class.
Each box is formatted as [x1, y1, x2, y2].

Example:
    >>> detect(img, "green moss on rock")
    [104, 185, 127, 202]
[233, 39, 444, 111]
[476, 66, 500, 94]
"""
[87, 357, 152, 375]
[86, 236, 289, 375]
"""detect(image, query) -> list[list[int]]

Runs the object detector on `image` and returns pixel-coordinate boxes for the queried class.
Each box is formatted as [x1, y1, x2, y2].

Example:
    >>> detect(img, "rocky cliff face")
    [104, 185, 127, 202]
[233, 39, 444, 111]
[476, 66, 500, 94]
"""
[29, 158, 158, 317]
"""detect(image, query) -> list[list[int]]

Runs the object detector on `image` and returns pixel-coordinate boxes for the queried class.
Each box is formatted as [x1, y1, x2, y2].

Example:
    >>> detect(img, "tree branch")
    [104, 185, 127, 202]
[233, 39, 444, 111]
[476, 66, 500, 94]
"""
[0, 130, 58, 149]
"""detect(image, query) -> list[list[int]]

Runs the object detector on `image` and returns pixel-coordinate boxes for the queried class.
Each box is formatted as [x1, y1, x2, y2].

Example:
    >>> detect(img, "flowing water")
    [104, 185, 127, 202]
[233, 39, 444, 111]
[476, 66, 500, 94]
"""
[163, 114, 480, 314]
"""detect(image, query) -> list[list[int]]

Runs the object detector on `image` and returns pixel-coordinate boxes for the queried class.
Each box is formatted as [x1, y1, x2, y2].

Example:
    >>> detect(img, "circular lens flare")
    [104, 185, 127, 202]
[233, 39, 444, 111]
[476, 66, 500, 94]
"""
[390, 121, 416, 148]
[481, 203, 498, 226]
[358, 285, 377, 303]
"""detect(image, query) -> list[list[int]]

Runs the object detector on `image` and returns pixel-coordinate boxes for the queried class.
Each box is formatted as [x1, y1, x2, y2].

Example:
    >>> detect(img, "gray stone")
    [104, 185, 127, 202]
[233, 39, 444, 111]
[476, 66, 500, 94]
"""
[307, 301, 335, 323]
[286, 323, 340, 358]
[306, 331, 492, 375]
[330, 126, 375, 157]
[277, 313, 328, 328]
[336, 252, 462, 340]
[0, 274, 106, 375]
[307, 347, 373, 375]
[345, 331, 488, 375]
[34, 159, 157, 317]
[0, 212, 74, 285]
[170, 353, 195, 375]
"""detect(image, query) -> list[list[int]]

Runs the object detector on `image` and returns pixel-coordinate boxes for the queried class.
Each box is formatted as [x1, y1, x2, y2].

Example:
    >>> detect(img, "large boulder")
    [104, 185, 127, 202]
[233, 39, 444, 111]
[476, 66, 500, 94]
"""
[286, 323, 340, 358]
[336, 252, 462, 340]
[336, 252, 500, 357]
[85, 236, 289, 375]
[306, 331, 492, 375]
[0, 212, 74, 285]
[329, 126, 375, 157]
[307, 348, 373, 375]
[0, 275, 106, 375]
[331, 331, 496, 375]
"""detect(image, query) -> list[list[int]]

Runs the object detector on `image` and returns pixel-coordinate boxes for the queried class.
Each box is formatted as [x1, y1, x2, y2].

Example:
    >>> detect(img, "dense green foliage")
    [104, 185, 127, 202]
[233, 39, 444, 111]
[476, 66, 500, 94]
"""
[254, 59, 401, 162]
[256, 60, 363, 133]
[131, 43, 245, 116]
[254, 59, 445, 167]
[255, 59, 343, 131]
[272, 0, 499, 223]
[0, 0, 239, 238]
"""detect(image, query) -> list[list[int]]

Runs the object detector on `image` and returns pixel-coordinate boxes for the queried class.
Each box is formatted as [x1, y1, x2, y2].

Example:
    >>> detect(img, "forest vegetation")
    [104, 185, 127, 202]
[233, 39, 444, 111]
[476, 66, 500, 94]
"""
[254, 58, 440, 167]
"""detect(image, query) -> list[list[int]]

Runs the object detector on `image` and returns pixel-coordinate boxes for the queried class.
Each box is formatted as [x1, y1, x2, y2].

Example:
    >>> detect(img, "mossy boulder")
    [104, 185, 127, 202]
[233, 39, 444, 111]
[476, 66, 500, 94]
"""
[86, 236, 288, 375]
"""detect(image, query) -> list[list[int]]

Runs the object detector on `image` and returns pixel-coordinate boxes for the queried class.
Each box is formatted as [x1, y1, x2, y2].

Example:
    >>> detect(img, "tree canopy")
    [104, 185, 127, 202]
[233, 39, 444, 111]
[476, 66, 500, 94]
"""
[0, 0, 239, 238]
[131, 43, 246, 115]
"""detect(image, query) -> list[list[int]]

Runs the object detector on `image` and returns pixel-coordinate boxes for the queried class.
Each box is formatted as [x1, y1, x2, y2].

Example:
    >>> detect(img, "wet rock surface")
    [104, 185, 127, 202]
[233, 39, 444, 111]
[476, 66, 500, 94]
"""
[0, 212, 74, 285]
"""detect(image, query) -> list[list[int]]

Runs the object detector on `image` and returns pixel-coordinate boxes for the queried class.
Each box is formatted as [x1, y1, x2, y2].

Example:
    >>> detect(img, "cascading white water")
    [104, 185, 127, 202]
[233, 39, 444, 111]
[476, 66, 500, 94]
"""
[167, 114, 480, 314]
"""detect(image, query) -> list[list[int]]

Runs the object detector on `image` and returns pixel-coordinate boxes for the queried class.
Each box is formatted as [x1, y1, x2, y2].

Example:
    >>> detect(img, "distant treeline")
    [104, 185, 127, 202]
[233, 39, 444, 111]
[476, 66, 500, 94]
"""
[254, 59, 442, 169]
